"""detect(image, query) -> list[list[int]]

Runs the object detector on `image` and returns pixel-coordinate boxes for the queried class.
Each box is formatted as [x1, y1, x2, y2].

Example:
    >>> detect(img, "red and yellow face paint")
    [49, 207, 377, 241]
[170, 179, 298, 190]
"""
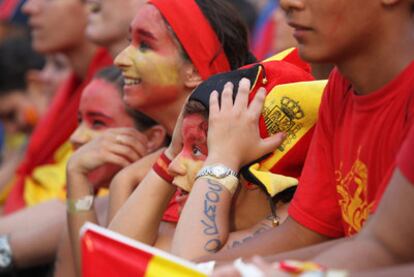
[114, 4, 185, 110]
[169, 114, 208, 192]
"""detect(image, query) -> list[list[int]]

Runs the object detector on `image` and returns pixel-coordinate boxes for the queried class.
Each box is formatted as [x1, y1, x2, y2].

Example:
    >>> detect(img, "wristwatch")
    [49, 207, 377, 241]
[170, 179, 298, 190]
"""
[196, 164, 239, 194]
[196, 164, 238, 179]
[0, 235, 13, 273]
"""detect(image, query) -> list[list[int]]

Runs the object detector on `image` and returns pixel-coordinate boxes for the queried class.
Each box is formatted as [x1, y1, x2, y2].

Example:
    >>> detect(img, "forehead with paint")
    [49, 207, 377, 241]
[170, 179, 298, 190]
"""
[70, 78, 135, 148]
[114, 3, 186, 110]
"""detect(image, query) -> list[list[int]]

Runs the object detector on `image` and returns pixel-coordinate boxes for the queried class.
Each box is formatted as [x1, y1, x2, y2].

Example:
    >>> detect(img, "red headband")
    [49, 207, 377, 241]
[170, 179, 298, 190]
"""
[148, 0, 231, 80]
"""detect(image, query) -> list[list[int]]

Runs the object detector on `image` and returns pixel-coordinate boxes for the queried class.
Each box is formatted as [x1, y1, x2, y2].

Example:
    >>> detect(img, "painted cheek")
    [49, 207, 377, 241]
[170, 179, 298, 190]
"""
[172, 157, 204, 192]
[134, 51, 181, 87]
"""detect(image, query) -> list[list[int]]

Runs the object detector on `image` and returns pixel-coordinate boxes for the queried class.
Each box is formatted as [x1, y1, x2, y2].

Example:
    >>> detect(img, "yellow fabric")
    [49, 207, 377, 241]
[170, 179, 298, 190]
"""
[248, 163, 298, 197]
[261, 80, 326, 169]
[24, 141, 73, 206]
[0, 177, 15, 204]
[145, 255, 206, 277]
[247, 80, 327, 197]
[263, 48, 296, 63]
[5, 132, 27, 151]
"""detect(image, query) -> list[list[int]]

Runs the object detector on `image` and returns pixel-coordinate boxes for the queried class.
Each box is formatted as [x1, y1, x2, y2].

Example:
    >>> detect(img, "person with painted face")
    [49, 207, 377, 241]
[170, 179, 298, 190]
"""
[0, 67, 165, 274]
[66, 0, 253, 266]
[169, 59, 323, 260]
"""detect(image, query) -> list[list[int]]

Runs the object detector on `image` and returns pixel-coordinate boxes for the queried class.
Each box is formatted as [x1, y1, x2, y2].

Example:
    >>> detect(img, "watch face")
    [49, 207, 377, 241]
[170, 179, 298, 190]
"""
[0, 249, 11, 268]
[212, 165, 227, 178]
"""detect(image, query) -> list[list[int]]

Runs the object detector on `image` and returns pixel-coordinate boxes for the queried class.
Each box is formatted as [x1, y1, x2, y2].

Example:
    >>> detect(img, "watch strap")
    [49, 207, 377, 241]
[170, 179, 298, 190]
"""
[198, 175, 239, 195]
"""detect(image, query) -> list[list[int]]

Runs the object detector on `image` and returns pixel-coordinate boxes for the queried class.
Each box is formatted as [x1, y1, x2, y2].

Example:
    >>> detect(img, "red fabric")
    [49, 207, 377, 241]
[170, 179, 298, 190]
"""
[281, 48, 311, 74]
[162, 190, 180, 223]
[289, 62, 414, 237]
[149, 0, 230, 80]
[0, 0, 19, 20]
[82, 228, 153, 277]
[4, 48, 112, 214]
[398, 125, 414, 184]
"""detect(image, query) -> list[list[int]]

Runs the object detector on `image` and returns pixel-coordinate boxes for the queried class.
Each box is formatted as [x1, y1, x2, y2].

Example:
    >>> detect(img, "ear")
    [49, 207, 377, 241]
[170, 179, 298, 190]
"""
[144, 125, 168, 153]
[182, 62, 202, 89]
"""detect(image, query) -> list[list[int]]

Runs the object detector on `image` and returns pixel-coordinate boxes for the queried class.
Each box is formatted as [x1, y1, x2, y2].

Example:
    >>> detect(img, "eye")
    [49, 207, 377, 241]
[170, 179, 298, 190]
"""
[139, 41, 151, 51]
[77, 114, 82, 124]
[91, 119, 107, 129]
[192, 146, 203, 157]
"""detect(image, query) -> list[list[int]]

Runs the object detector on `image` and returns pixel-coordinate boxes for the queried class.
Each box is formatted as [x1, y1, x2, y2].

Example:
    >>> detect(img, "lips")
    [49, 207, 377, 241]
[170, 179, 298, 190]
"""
[288, 21, 313, 31]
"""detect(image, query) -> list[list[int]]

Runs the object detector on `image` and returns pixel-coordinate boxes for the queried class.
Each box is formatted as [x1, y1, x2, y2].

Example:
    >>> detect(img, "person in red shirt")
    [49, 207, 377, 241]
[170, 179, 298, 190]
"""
[195, 0, 414, 267]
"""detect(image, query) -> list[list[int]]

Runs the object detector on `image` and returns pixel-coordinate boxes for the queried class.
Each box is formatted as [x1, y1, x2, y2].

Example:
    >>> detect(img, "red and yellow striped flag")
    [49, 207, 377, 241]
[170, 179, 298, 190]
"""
[81, 223, 208, 277]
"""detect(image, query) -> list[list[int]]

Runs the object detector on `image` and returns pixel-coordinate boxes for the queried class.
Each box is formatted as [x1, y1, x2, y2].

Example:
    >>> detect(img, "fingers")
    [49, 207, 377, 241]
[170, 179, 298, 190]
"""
[234, 78, 251, 111]
[110, 128, 148, 156]
[260, 132, 286, 157]
[221, 82, 234, 110]
[209, 90, 220, 116]
[249, 87, 266, 120]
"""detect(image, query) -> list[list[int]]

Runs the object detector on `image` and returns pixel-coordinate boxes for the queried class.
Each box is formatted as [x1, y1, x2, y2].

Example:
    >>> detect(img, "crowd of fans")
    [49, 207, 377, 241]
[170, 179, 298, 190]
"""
[0, 0, 413, 276]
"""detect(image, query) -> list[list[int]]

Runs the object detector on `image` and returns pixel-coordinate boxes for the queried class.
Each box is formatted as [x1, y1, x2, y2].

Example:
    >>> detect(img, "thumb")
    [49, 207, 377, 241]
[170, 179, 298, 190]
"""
[259, 132, 286, 156]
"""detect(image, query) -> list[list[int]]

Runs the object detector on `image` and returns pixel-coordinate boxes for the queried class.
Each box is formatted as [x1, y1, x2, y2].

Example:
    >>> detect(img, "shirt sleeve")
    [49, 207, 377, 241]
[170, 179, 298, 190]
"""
[397, 124, 414, 184]
[288, 74, 345, 238]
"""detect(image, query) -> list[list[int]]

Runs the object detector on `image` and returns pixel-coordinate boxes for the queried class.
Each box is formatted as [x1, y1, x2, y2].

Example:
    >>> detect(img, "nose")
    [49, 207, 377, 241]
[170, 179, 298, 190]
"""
[280, 0, 305, 14]
[22, 0, 42, 16]
[168, 154, 187, 177]
[114, 46, 134, 70]
[70, 124, 92, 149]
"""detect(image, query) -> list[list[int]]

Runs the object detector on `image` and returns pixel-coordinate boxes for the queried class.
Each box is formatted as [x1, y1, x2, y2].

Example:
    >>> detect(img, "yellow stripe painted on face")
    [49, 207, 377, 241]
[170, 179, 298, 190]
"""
[145, 255, 206, 277]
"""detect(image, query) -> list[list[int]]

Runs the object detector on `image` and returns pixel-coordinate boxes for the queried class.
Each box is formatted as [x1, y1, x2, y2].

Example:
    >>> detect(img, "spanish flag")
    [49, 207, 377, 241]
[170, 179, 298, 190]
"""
[81, 223, 208, 277]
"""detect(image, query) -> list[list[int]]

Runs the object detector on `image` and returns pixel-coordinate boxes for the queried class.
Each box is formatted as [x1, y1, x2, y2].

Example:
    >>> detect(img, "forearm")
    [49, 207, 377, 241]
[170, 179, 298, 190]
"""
[0, 200, 66, 268]
[313, 232, 397, 270]
[350, 264, 414, 277]
[107, 174, 137, 223]
[171, 178, 232, 259]
[66, 172, 98, 276]
[108, 150, 162, 222]
[108, 170, 176, 245]
[198, 217, 330, 263]
[262, 237, 343, 263]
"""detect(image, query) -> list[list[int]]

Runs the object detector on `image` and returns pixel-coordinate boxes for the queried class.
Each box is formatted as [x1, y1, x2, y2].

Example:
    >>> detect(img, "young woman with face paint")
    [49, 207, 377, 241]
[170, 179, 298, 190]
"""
[90, 0, 254, 259]
[0, 67, 166, 273]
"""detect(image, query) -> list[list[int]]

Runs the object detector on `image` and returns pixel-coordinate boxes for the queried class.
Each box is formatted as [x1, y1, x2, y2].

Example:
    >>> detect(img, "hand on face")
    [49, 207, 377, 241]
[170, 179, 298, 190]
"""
[205, 78, 286, 171]
[67, 127, 149, 177]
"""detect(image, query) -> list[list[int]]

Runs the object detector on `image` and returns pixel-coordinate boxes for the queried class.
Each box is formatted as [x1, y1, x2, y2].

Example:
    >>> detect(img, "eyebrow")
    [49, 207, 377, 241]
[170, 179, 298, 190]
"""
[86, 111, 112, 119]
[130, 26, 156, 41]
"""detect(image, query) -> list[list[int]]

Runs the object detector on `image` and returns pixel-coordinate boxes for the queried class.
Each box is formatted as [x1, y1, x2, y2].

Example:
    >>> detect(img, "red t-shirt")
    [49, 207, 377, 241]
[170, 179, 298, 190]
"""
[397, 125, 414, 184]
[289, 62, 414, 237]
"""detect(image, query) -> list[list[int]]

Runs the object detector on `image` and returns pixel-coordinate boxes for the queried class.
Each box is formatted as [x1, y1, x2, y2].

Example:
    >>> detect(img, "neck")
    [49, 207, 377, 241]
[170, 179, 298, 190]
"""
[139, 91, 190, 135]
[65, 41, 98, 79]
[336, 18, 414, 95]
